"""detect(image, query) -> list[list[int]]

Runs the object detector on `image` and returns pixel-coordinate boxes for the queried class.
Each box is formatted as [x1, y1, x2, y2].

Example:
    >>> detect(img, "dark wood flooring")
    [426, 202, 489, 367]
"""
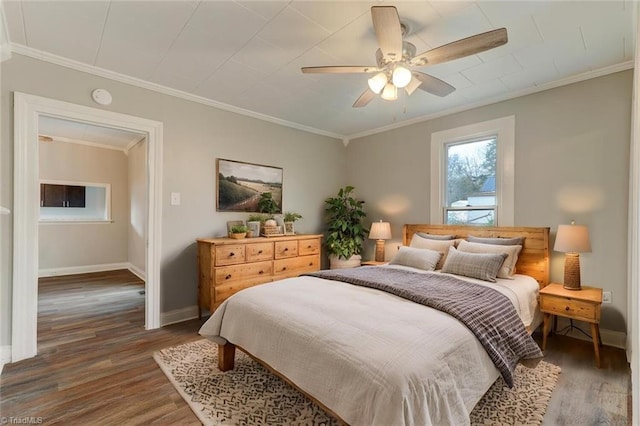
[0, 270, 631, 425]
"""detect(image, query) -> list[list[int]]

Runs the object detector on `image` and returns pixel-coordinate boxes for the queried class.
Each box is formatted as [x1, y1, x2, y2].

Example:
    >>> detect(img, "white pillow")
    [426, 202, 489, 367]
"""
[389, 246, 442, 271]
[409, 235, 457, 269]
[456, 239, 522, 279]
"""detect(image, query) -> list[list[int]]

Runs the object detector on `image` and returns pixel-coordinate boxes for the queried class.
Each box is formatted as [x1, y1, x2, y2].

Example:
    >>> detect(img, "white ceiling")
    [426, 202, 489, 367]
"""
[4, 1, 635, 140]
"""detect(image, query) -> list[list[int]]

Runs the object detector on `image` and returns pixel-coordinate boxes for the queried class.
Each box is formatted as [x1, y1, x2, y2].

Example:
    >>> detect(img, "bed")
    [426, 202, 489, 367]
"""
[199, 224, 550, 425]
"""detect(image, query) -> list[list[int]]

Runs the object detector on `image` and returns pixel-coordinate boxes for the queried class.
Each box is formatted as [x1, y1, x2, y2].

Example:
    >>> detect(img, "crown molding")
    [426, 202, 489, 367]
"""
[346, 60, 635, 141]
[10, 43, 345, 142]
[10, 43, 632, 145]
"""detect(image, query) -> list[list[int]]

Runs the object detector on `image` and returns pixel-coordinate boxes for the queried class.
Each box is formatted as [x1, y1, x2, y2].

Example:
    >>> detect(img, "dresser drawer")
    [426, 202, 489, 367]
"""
[246, 242, 273, 262]
[214, 260, 272, 284]
[274, 255, 320, 278]
[215, 276, 272, 305]
[274, 240, 298, 259]
[299, 238, 321, 256]
[214, 245, 246, 266]
[540, 295, 598, 322]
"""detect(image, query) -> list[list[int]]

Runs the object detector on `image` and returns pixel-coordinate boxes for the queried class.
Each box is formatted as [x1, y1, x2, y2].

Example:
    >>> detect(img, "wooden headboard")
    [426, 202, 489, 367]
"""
[403, 224, 550, 288]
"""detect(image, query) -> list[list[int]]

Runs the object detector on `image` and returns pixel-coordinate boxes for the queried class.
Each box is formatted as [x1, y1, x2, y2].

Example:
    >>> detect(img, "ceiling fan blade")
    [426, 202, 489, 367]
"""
[371, 6, 403, 61]
[301, 66, 380, 74]
[413, 72, 455, 97]
[411, 28, 508, 67]
[353, 89, 377, 108]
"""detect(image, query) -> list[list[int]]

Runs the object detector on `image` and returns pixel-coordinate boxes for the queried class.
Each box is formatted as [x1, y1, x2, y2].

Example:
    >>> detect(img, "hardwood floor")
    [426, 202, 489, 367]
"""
[0, 270, 631, 425]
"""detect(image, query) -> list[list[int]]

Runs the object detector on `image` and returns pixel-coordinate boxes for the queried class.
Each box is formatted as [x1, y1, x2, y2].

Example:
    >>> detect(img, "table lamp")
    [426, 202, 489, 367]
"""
[554, 221, 591, 290]
[369, 220, 391, 262]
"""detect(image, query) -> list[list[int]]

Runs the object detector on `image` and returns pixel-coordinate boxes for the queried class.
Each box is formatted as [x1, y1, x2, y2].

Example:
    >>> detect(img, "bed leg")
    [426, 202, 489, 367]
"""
[218, 343, 236, 371]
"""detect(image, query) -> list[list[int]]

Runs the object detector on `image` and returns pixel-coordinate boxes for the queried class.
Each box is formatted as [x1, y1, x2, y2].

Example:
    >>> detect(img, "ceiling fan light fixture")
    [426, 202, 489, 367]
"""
[392, 65, 412, 88]
[367, 72, 388, 94]
[381, 83, 398, 101]
[405, 76, 422, 96]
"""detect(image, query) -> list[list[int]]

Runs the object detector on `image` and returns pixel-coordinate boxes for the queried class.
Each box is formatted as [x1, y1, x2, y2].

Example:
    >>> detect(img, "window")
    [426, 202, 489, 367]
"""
[39, 179, 111, 222]
[445, 137, 497, 225]
[430, 116, 514, 226]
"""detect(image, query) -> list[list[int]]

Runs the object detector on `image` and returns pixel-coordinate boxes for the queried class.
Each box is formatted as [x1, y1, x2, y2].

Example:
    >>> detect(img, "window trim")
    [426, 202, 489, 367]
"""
[39, 179, 112, 222]
[430, 115, 515, 225]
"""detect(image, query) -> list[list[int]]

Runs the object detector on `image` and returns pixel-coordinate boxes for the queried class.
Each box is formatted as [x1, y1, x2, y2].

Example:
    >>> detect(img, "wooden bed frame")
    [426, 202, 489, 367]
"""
[216, 224, 550, 422]
[403, 224, 550, 288]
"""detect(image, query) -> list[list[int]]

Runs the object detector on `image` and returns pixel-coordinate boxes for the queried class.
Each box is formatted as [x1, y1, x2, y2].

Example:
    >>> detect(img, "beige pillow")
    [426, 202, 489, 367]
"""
[389, 246, 442, 271]
[456, 240, 522, 279]
[441, 247, 508, 283]
[409, 234, 456, 269]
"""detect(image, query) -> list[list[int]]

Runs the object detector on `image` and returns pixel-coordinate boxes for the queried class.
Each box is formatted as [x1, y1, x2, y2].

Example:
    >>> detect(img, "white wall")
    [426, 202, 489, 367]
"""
[128, 138, 147, 278]
[0, 53, 347, 347]
[38, 140, 129, 271]
[347, 70, 632, 334]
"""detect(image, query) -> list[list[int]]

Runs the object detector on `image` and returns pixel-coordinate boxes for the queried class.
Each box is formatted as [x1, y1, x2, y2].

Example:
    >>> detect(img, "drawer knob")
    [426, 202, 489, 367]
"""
[258, 250, 263, 254]
[282, 267, 287, 271]
[309, 262, 313, 266]
[307, 245, 312, 249]
[229, 252, 235, 257]
[284, 248, 289, 251]
[565, 306, 570, 311]
[259, 270, 264, 274]
[225, 274, 232, 280]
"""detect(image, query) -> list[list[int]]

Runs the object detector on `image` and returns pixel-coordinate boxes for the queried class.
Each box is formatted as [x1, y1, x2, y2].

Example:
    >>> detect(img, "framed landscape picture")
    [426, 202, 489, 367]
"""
[216, 159, 283, 213]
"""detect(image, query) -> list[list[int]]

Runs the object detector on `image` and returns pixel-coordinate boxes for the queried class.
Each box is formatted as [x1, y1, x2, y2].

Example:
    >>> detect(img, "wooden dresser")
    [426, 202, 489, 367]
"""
[197, 234, 323, 316]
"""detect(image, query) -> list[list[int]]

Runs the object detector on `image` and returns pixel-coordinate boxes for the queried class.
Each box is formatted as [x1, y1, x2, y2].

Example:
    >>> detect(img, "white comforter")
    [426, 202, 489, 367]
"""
[199, 268, 540, 426]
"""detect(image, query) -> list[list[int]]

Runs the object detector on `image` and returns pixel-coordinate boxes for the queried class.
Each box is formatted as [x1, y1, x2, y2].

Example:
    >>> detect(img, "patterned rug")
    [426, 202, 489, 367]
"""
[154, 339, 561, 426]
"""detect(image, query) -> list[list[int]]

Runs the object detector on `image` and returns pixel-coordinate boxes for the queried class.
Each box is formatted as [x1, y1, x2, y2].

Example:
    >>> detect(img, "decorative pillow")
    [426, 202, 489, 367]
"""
[456, 240, 522, 279]
[416, 232, 456, 241]
[409, 235, 457, 269]
[389, 246, 442, 271]
[467, 235, 525, 246]
[441, 247, 508, 283]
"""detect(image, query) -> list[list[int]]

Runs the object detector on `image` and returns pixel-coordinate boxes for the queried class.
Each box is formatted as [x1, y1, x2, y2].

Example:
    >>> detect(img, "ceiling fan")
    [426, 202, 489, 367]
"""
[301, 6, 508, 108]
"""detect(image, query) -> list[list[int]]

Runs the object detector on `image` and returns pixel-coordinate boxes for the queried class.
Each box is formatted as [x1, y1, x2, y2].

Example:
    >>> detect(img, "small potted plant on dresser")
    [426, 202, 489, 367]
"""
[283, 212, 302, 235]
[258, 192, 281, 236]
[246, 214, 264, 238]
[229, 224, 248, 239]
[325, 185, 367, 269]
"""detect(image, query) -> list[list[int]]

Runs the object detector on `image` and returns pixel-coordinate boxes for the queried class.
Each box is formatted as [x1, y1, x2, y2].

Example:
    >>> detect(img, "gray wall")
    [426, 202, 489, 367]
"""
[0, 53, 347, 346]
[38, 140, 129, 270]
[128, 139, 147, 276]
[347, 70, 632, 332]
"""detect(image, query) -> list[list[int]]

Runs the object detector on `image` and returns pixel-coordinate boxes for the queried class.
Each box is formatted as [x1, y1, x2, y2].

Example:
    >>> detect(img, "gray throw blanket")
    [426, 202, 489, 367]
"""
[306, 267, 543, 387]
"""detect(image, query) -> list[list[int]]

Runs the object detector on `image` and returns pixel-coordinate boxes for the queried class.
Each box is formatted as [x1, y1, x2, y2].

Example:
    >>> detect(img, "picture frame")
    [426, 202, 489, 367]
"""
[216, 159, 283, 213]
[226, 220, 245, 233]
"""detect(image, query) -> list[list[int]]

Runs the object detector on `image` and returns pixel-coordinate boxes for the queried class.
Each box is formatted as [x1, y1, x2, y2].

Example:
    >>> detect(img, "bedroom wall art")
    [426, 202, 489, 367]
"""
[216, 159, 283, 213]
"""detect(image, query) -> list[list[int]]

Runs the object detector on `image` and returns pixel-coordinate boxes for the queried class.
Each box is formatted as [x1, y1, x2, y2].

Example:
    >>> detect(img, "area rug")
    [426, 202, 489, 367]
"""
[154, 339, 561, 426]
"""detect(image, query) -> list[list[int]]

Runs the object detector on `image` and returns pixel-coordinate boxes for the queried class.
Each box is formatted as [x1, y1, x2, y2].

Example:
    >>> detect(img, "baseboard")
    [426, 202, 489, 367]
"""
[161, 305, 202, 326]
[127, 263, 146, 281]
[38, 262, 130, 277]
[555, 317, 627, 349]
[1, 345, 11, 374]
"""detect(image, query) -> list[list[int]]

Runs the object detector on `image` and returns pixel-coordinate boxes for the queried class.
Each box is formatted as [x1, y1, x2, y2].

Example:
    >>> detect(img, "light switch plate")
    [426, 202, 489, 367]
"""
[170, 192, 181, 206]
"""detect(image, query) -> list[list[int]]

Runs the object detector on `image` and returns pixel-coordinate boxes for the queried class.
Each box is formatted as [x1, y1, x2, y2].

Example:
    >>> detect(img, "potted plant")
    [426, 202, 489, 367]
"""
[283, 212, 302, 235]
[229, 224, 248, 239]
[258, 192, 280, 234]
[246, 214, 264, 238]
[324, 186, 367, 269]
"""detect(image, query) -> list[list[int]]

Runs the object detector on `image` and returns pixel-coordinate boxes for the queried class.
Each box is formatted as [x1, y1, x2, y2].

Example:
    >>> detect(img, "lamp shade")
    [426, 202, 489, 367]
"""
[369, 221, 391, 240]
[554, 224, 591, 253]
[380, 83, 398, 101]
[367, 72, 388, 94]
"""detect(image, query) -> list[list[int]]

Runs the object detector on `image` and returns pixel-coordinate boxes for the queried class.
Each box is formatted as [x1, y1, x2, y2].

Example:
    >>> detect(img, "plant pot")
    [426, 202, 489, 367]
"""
[284, 221, 295, 235]
[229, 232, 246, 239]
[329, 254, 361, 269]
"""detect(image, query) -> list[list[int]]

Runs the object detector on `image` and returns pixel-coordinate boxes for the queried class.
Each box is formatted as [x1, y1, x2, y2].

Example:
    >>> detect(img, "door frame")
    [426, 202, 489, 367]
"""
[12, 92, 163, 361]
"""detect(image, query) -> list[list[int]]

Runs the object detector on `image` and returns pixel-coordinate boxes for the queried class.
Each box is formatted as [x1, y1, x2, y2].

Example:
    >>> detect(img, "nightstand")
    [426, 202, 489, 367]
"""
[539, 283, 603, 367]
[361, 260, 387, 266]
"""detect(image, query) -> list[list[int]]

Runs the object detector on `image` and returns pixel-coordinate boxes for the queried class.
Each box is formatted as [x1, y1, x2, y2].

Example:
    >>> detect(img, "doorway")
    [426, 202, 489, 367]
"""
[12, 92, 163, 362]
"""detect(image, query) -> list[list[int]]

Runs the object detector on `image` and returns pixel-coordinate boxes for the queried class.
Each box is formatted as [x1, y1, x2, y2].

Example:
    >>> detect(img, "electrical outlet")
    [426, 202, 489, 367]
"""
[603, 291, 612, 304]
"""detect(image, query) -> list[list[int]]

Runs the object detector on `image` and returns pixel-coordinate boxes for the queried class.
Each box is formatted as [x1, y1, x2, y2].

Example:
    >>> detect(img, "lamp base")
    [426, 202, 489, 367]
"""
[563, 252, 582, 290]
[374, 240, 385, 263]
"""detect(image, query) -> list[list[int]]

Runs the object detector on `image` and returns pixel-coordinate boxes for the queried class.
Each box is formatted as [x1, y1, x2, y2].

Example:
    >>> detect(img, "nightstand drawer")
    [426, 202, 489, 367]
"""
[540, 296, 597, 322]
